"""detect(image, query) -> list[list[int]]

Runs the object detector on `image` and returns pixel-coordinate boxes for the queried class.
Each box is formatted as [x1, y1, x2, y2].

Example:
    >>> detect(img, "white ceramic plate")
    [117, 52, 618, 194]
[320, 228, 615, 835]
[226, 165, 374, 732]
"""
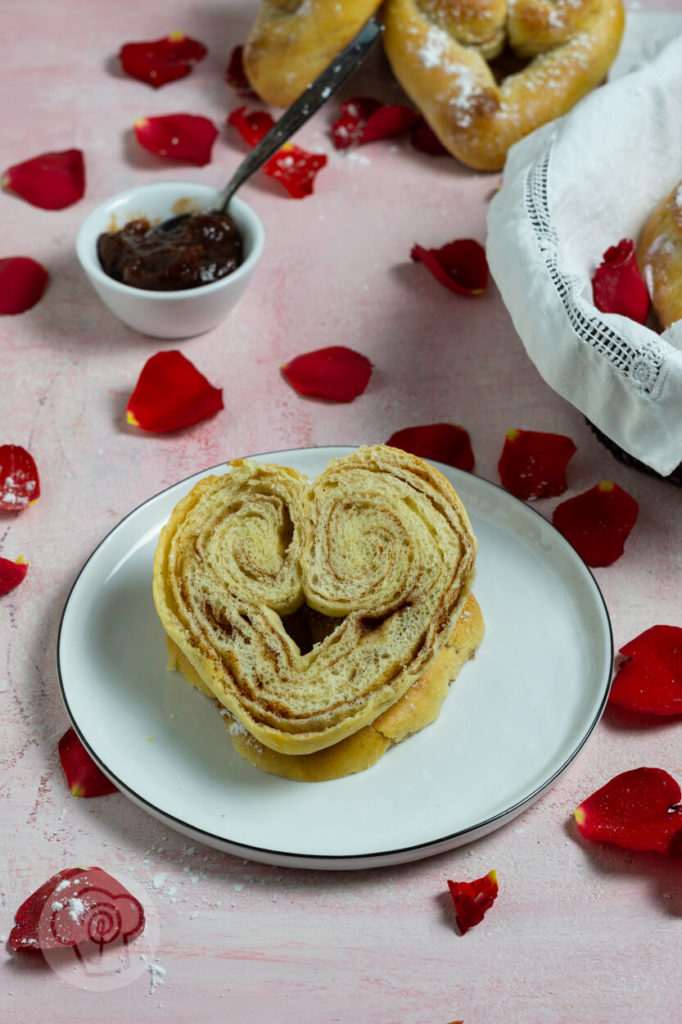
[57, 446, 613, 870]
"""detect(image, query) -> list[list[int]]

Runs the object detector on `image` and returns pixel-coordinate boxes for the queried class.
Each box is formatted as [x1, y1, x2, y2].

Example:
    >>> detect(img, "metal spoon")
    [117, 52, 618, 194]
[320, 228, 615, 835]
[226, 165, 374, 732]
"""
[154, 17, 384, 234]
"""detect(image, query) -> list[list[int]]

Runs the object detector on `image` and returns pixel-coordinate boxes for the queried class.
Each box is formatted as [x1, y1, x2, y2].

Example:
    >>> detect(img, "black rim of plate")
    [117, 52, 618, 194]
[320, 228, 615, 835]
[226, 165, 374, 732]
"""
[56, 445, 615, 869]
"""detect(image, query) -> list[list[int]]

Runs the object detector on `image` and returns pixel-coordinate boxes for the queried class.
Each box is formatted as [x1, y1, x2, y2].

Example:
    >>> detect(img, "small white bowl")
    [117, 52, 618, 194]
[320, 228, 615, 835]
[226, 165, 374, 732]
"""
[76, 182, 265, 339]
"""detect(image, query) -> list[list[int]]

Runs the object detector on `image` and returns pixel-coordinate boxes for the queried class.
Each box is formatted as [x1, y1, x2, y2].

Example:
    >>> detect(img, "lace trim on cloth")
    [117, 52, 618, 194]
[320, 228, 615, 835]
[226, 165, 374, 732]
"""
[523, 146, 666, 401]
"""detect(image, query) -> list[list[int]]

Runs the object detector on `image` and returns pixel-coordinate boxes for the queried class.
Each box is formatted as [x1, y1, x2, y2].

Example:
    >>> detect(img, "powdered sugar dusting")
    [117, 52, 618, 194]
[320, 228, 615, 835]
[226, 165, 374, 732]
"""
[68, 896, 86, 922]
[418, 24, 463, 76]
[147, 961, 166, 994]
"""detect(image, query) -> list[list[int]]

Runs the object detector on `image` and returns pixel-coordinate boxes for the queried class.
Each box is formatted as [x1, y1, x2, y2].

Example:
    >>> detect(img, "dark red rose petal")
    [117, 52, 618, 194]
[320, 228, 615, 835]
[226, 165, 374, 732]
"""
[411, 240, 488, 295]
[609, 625, 682, 715]
[0, 556, 28, 595]
[0, 258, 49, 315]
[134, 114, 218, 166]
[331, 97, 418, 148]
[227, 108, 326, 196]
[498, 429, 577, 501]
[411, 117, 449, 156]
[127, 350, 224, 432]
[592, 238, 649, 324]
[552, 481, 638, 567]
[58, 727, 118, 797]
[0, 444, 40, 509]
[359, 104, 420, 144]
[225, 46, 253, 95]
[263, 144, 327, 198]
[9, 866, 145, 952]
[282, 346, 372, 401]
[3, 149, 85, 210]
[331, 97, 382, 149]
[386, 424, 474, 472]
[447, 870, 498, 935]
[119, 33, 207, 88]
[227, 105, 275, 147]
[574, 767, 682, 855]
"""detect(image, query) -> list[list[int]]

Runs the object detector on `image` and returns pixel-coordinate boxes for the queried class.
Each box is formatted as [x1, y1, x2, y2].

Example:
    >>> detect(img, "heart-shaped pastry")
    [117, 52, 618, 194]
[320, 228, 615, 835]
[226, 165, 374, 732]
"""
[153, 445, 478, 756]
[382, 0, 625, 170]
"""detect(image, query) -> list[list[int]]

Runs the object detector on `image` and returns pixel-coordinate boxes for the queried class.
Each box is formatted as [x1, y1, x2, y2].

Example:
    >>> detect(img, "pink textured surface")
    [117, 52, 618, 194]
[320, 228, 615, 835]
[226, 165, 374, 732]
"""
[2, 3, 681, 1020]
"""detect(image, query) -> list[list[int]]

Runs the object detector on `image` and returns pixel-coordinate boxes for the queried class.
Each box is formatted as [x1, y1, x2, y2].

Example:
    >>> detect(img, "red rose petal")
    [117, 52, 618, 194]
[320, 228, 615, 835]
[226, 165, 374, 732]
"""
[0, 556, 28, 595]
[282, 345, 372, 401]
[227, 107, 326, 196]
[119, 33, 207, 88]
[332, 97, 382, 149]
[609, 625, 682, 716]
[3, 149, 85, 210]
[411, 240, 488, 295]
[58, 727, 118, 797]
[574, 767, 682, 855]
[447, 870, 498, 935]
[134, 113, 218, 166]
[386, 424, 475, 472]
[9, 866, 145, 953]
[127, 350, 224, 432]
[552, 481, 638, 567]
[498, 429, 577, 501]
[227, 105, 274, 147]
[411, 118, 449, 156]
[263, 143, 327, 198]
[592, 238, 649, 324]
[359, 104, 420, 144]
[331, 97, 418, 149]
[0, 444, 40, 509]
[225, 46, 253, 95]
[0, 258, 49, 315]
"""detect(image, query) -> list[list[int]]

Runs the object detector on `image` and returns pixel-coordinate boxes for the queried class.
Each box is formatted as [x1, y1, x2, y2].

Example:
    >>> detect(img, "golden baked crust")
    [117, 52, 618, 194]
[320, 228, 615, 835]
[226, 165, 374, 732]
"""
[241, 0, 624, 170]
[153, 445, 477, 756]
[222, 592, 484, 780]
[637, 179, 682, 329]
[243, 0, 384, 107]
[382, 0, 625, 171]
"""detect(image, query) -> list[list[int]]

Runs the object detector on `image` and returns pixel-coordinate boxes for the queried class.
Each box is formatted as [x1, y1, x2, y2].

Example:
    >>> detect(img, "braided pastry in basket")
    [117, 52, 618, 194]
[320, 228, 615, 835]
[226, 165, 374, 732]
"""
[153, 446, 480, 774]
[637, 178, 682, 329]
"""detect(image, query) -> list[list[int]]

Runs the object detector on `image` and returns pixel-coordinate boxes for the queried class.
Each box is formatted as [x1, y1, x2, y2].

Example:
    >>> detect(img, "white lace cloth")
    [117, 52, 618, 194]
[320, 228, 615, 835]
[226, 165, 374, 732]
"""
[487, 31, 682, 476]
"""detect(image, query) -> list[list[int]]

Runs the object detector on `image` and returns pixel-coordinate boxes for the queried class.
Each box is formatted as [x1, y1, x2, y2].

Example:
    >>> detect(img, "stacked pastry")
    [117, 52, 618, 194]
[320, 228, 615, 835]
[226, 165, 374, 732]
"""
[242, 0, 625, 172]
[153, 445, 483, 780]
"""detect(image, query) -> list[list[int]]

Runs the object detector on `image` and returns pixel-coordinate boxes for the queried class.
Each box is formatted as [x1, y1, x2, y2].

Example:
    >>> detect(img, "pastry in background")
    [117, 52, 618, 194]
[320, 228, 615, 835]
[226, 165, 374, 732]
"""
[382, 0, 625, 171]
[637, 178, 682, 329]
[243, 0, 384, 107]
[242, 0, 625, 172]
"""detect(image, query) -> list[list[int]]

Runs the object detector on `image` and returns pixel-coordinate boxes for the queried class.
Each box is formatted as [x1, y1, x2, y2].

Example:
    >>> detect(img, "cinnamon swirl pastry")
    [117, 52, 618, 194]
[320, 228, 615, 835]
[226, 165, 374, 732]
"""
[153, 446, 479, 764]
[219, 592, 483, 780]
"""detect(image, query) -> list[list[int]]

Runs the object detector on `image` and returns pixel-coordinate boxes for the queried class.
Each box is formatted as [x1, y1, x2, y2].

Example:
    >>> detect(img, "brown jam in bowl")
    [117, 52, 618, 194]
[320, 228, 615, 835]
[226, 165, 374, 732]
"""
[96, 211, 243, 292]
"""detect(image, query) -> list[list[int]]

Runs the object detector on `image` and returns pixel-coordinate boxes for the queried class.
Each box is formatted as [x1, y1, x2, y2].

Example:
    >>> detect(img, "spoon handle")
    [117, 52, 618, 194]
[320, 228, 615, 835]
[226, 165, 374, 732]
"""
[217, 16, 384, 211]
